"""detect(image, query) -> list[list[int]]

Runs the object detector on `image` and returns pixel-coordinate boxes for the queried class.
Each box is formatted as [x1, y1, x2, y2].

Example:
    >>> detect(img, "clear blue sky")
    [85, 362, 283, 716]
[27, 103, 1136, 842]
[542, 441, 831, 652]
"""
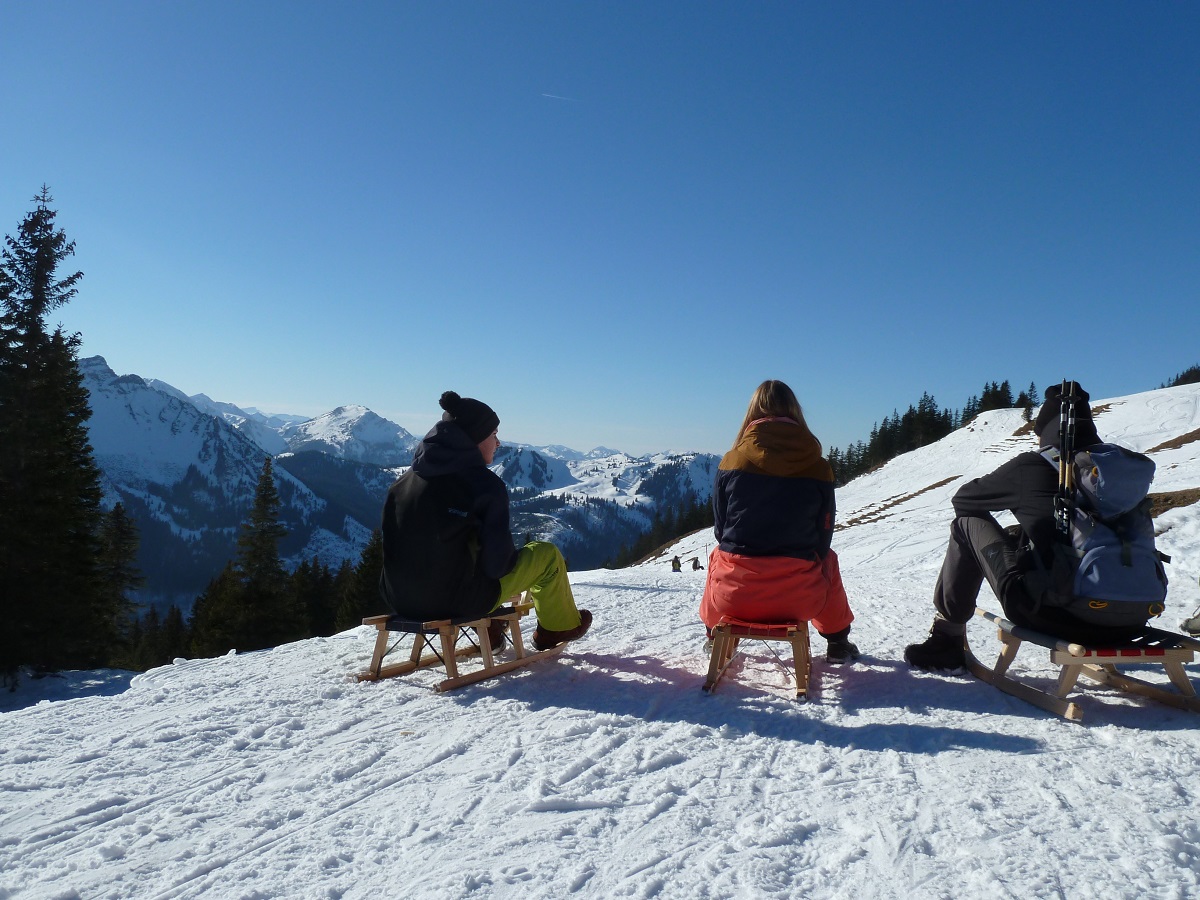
[3, 2, 1197, 456]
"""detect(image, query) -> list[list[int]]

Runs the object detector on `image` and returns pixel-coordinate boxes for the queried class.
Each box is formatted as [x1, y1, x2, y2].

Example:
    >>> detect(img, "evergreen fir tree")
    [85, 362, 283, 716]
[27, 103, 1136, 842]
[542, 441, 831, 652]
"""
[0, 188, 111, 681]
[335, 530, 385, 631]
[1163, 365, 1200, 388]
[96, 503, 144, 665]
[188, 457, 301, 656]
[293, 556, 338, 637]
[232, 457, 301, 651]
[130, 607, 162, 671]
[161, 605, 189, 663]
[188, 563, 241, 658]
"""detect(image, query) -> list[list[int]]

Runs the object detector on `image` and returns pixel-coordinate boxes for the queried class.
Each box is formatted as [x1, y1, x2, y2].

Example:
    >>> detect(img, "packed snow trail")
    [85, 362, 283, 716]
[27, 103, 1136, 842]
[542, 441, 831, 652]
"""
[3, 562, 1199, 899]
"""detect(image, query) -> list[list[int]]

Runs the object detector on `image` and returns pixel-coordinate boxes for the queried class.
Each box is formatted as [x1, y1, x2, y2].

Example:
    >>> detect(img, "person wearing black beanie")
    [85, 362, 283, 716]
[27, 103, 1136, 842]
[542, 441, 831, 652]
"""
[379, 391, 592, 652]
[905, 380, 1135, 671]
[438, 390, 500, 444]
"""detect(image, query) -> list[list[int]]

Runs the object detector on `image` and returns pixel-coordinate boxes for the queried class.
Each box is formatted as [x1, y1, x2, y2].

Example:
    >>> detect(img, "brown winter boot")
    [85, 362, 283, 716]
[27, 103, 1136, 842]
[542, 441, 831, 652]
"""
[534, 609, 593, 651]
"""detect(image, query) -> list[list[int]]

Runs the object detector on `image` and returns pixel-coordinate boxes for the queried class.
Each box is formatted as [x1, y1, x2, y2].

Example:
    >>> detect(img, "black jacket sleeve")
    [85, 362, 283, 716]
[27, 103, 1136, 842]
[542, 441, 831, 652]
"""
[952, 456, 1027, 516]
[472, 471, 518, 579]
[952, 452, 1060, 568]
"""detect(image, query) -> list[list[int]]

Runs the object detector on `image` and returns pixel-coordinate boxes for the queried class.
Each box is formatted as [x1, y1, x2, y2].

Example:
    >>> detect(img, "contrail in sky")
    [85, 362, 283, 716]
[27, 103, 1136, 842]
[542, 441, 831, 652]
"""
[541, 93, 579, 102]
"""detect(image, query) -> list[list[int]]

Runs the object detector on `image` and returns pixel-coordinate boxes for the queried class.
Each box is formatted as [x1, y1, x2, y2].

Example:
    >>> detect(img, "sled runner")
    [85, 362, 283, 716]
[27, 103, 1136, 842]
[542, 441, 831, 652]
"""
[357, 597, 564, 692]
[966, 607, 1200, 721]
[703, 620, 811, 700]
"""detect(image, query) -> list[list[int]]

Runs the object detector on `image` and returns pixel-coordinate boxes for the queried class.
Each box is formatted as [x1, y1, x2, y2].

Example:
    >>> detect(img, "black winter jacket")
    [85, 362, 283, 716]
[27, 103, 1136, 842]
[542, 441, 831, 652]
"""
[380, 421, 517, 620]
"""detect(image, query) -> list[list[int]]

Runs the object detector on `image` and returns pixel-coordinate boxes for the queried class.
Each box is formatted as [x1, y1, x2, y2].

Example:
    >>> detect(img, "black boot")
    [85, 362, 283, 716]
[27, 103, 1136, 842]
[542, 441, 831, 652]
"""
[826, 638, 860, 664]
[904, 625, 966, 672]
[822, 627, 860, 664]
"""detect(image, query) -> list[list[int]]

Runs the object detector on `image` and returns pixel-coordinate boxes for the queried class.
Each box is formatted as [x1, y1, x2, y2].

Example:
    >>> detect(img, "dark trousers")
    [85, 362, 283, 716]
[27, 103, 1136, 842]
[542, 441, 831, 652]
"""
[933, 515, 1022, 625]
[933, 514, 1141, 644]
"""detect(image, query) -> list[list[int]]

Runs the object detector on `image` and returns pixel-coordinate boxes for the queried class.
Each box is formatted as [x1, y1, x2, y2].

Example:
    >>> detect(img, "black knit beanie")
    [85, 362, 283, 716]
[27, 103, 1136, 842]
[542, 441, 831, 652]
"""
[1035, 381, 1100, 449]
[439, 391, 499, 444]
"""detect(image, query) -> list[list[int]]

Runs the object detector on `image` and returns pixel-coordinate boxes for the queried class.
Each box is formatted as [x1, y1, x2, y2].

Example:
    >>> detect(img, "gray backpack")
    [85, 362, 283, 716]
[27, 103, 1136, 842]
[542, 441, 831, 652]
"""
[1040, 443, 1169, 628]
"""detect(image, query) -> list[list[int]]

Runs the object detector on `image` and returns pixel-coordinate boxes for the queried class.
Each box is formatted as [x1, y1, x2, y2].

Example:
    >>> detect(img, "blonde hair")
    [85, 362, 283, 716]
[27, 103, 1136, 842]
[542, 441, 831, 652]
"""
[735, 380, 814, 444]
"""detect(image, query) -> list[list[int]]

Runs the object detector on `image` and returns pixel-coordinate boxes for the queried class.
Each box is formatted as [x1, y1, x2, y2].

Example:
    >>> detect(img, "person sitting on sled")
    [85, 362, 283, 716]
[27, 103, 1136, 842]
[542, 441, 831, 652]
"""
[699, 380, 860, 663]
[905, 381, 1139, 671]
[380, 391, 592, 652]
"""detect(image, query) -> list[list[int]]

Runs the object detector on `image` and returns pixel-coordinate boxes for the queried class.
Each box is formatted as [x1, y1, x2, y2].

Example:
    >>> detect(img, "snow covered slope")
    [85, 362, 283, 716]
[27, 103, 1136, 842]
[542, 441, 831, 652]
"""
[3, 383, 1199, 898]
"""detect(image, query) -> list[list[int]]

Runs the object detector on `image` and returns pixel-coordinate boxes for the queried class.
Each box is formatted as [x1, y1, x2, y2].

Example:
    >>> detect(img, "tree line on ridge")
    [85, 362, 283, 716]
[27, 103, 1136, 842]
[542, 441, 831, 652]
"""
[827, 381, 1040, 486]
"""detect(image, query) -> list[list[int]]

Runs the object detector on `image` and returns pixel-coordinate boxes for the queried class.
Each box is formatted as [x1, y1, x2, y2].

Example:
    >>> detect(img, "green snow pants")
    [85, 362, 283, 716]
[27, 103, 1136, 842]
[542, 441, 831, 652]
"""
[495, 541, 582, 632]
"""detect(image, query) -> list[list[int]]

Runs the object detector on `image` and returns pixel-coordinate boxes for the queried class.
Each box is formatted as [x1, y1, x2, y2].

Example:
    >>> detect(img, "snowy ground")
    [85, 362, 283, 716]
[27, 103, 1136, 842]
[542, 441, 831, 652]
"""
[3, 385, 1200, 899]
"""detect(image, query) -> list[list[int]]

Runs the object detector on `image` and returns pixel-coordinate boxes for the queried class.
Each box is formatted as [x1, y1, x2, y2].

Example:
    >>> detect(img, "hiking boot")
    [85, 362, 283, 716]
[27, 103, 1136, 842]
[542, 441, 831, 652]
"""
[904, 628, 966, 671]
[534, 609, 593, 651]
[486, 619, 507, 654]
[826, 638, 860, 664]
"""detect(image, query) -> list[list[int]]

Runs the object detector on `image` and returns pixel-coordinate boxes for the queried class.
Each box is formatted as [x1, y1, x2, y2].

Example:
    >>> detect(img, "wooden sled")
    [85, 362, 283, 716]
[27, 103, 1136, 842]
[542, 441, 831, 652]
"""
[966, 606, 1200, 721]
[357, 598, 564, 692]
[703, 620, 811, 700]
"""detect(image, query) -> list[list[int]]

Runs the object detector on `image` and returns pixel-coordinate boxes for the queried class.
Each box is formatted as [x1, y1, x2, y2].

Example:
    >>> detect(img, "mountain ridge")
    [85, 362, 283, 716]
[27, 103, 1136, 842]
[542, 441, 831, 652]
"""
[78, 356, 720, 609]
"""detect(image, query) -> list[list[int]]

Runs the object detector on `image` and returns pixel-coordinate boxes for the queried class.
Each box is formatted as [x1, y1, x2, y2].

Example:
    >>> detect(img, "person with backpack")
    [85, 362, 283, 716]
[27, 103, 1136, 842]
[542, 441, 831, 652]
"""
[905, 381, 1164, 671]
[699, 380, 860, 663]
[380, 391, 592, 652]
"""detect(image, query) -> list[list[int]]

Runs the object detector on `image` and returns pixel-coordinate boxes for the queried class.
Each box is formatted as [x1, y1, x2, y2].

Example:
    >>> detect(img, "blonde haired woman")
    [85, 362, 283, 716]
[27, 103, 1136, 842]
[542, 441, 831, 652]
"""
[699, 380, 859, 662]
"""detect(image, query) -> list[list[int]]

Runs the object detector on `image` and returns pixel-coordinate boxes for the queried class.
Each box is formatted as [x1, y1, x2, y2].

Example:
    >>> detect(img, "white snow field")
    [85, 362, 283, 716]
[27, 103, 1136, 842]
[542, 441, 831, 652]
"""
[3, 385, 1200, 899]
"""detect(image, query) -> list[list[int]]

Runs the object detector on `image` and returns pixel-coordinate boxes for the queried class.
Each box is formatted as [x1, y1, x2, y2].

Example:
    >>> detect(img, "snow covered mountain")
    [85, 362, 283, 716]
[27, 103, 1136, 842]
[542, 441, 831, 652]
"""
[177, 393, 311, 456]
[280, 405, 419, 466]
[493, 447, 718, 568]
[4, 381, 1199, 899]
[493, 445, 580, 491]
[80, 358, 377, 607]
[78, 358, 721, 605]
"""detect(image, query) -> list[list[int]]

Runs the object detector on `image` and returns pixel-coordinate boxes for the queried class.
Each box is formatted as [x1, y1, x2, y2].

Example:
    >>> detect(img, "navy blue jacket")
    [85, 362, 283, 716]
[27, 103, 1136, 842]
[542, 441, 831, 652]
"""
[713, 419, 835, 560]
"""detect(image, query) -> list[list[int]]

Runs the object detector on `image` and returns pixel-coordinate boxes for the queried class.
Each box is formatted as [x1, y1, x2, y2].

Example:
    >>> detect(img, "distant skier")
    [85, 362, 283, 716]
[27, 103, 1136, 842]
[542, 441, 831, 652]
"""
[699, 380, 860, 663]
[380, 391, 592, 651]
[905, 381, 1142, 671]
[691, 558, 703, 571]
[672, 556, 682, 572]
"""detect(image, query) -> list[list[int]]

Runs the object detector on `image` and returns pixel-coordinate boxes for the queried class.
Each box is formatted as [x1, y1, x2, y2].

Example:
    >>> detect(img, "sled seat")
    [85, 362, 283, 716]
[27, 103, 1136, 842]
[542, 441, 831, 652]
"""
[967, 607, 1200, 721]
[703, 619, 811, 700]
[357, 596, 564, 692]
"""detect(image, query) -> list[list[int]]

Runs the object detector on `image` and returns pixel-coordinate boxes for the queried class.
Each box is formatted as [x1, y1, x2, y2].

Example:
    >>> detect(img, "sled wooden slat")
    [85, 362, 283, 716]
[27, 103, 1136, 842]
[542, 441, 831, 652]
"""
[357, 598, 563, 691]
[967, 607, 1200, 721]
[703, 620, 811, 700]
[965, 633, 1084, 722]
[436, 644, 566, 692]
